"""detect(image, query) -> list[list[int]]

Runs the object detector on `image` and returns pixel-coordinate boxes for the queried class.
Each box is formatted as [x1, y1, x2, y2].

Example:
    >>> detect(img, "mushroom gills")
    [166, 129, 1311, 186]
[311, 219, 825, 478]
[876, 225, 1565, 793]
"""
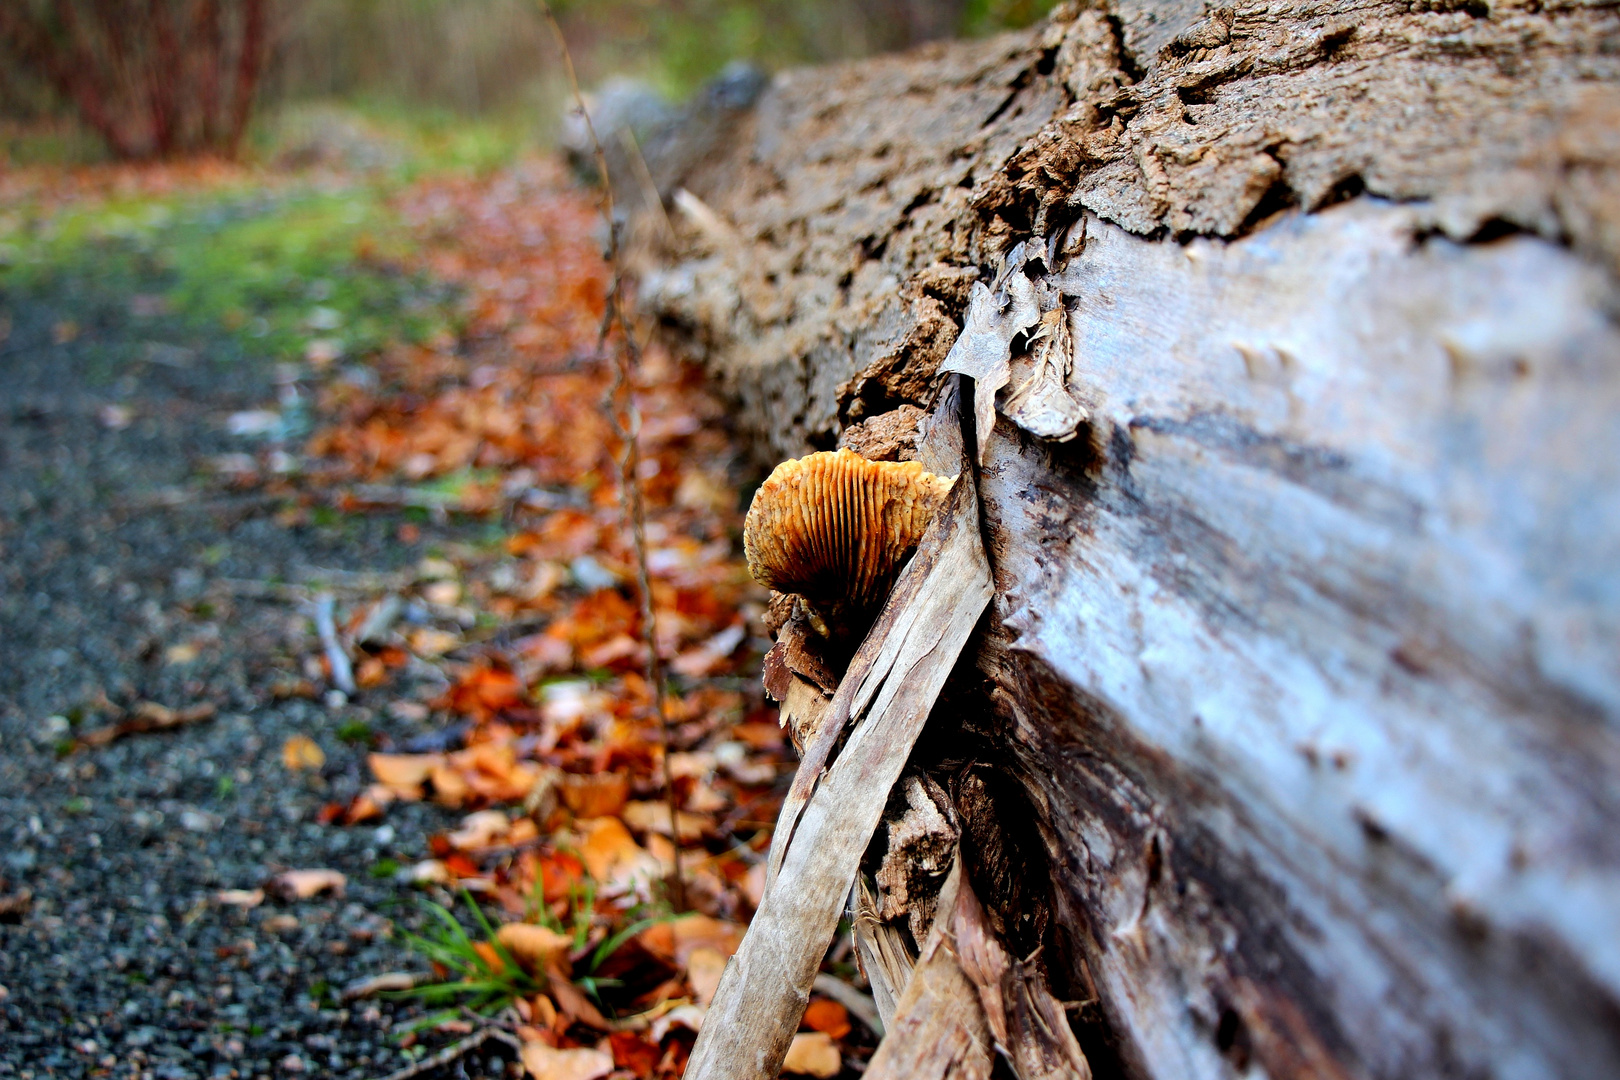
[743, 448, 955, 641]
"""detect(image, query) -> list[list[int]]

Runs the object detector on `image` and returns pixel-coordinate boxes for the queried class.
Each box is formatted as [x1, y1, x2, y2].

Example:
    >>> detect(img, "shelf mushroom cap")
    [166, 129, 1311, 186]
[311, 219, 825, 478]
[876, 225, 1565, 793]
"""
[743, 448, 955, 621]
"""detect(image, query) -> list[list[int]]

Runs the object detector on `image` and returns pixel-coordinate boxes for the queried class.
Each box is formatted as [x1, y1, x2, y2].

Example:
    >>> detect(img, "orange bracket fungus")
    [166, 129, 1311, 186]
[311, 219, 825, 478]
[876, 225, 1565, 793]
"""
[743, 448, 955, 642]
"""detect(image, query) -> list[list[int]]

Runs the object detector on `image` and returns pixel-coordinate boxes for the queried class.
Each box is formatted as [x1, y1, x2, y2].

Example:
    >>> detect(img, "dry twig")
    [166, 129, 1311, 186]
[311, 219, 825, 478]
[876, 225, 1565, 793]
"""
[368, 1025, 515, 1080]
[536, 0, 684, 911]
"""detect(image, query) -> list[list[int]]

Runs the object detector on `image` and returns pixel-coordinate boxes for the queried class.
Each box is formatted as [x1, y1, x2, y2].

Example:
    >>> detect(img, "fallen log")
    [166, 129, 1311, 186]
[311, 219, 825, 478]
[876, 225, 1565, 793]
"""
[633, 3, 1620, 1078]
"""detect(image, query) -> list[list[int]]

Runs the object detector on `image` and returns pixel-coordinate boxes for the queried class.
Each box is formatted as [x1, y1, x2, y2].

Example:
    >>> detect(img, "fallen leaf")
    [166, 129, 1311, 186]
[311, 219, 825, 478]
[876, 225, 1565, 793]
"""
[641, 914, 746, 965]
[423, 580, 462, 606]
[531, 993, 558, 1029]
[547, 970, 616, 1031]
[408, 627, 462, 657]
[782, 1031, 842, 1078]
[607, 1031, 662, 1077]
[343, 788, 388, 823]
[560, 771, 630, 818]
[802, 998, 851, 1040]
[281, 735, 325, 771]
[448, 809, 511, 850]
[429, 762, 472, 807]
[368, 752, 442, 797]
[519, 1041, 613, 1080]
[686, 946, 727, 1007]
[405, 859, 451, 884]
[577, 817, 663, 895]
[472, 940, 507, 974]
[621, 799, 706, 842]
[267, 869, 346, 901]
[339, 972, 419, 1001]
[164, 642, 200, 665]
[649, 1003, 706, 1042]
[75, 701, 217, 748]
[496, 923, 573, 975]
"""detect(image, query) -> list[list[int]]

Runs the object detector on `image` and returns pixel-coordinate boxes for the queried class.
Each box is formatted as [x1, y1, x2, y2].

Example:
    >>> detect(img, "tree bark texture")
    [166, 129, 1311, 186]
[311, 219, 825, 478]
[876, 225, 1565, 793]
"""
[634, 3, 1620, 1079]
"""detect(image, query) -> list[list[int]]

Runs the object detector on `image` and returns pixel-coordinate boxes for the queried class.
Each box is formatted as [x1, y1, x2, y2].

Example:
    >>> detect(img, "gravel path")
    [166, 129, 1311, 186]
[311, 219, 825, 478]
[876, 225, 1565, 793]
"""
[0, 286, 505, 1079]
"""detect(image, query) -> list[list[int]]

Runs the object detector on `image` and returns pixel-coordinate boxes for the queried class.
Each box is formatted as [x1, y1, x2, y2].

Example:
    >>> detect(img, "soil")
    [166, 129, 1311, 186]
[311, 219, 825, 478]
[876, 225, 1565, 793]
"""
[0, 282, 511, 1079]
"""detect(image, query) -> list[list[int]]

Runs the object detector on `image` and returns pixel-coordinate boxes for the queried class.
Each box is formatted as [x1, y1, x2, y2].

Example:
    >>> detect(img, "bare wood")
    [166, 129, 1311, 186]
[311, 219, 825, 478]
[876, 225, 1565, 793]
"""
[851, 875, 915, 1031]
[955, 876, 1091, 1080]
[312, 592, 356, 696]
[684, 436, 993, 1080]
[864, 859, 994, 1080]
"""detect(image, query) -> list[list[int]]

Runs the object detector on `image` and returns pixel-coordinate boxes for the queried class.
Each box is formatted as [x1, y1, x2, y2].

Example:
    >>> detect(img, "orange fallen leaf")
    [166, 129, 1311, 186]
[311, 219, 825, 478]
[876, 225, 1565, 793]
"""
[802, 998, 851, 1040]
[448, 809, 511, 851]
[685, 946, 727, 1007]
[641, 914, 747, 965]
[560, 771, 629, 818]
[496, 923, 573, 975]
[621, 799, 707, 842]
[782, 1032, 841, 1077]
[369, 752, 442, 799]
[472, 940, 507, 975]
[533, 851, 586, 903]
[356, 656, 388, 688]
[343, 788, 389, 823]
[577, 817, 663, 896]
[608, 1031, 661, 1076]
[408, 627, 461, 657]
[519, 1041, 613, 1080]
[267, 869, 346, 901]
[429, 762, 472, 807]
[281, 735, 325, 771]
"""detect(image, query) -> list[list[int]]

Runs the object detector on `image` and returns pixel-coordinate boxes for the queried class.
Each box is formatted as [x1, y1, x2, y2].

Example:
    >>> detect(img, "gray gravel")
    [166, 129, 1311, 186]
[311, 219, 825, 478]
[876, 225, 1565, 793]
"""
[0, 283, 512, 1078]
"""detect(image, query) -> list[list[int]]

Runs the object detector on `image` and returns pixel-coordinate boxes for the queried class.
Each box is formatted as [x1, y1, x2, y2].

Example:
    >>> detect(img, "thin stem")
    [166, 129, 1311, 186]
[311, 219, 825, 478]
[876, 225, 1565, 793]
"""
[536, 0, 684, 912]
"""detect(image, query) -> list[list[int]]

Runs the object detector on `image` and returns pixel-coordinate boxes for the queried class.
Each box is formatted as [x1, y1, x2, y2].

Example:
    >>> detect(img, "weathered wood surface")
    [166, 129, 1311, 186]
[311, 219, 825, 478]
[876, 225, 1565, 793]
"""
[633, 3, 1620, 1078]
[863, 860, 996, 1080]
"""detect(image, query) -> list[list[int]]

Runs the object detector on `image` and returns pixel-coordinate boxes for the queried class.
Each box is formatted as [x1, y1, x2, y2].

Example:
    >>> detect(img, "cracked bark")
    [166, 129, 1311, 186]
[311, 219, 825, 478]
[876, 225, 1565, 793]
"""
[634, 2, 1620, 1077]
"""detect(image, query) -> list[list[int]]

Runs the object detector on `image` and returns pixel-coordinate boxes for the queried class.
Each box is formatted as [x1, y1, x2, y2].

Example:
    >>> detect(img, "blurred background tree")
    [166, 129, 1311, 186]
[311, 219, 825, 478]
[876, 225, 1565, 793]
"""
[0, 0, 1059, 163]
[0, 0, 274, 159]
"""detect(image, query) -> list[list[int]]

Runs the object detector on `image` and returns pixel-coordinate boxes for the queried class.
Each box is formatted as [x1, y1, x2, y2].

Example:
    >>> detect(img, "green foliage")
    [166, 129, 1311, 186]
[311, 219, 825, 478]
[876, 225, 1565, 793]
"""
[337, 719, 375, 744]
[393, 892, 545, 1034]
[0, 179, 460, 367]
[959, 0, 1064, 36]
[395, 880, 672, 1034]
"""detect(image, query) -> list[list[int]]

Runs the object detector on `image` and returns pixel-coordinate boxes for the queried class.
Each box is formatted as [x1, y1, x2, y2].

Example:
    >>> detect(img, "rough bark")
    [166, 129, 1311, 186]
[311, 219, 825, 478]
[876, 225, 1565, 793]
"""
[634, 3, 1620, 1079]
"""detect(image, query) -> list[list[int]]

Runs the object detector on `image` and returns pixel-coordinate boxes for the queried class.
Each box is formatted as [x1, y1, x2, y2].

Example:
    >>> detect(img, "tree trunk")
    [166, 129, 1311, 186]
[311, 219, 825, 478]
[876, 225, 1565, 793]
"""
[633, 3, 1620, 1078]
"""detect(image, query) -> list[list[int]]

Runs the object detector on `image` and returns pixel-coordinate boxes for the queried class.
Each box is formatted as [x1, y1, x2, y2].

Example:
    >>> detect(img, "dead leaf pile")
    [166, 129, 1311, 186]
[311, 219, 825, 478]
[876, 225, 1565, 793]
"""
[267, 161, 874, 1075]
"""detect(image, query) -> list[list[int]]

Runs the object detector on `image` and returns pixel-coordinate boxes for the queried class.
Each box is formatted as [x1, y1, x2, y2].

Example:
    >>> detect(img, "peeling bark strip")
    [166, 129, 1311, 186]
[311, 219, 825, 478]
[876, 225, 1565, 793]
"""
[863, 860, 995, 1080]
[637, 1, 1620, 1077]
[685, 400, 993, 1080]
